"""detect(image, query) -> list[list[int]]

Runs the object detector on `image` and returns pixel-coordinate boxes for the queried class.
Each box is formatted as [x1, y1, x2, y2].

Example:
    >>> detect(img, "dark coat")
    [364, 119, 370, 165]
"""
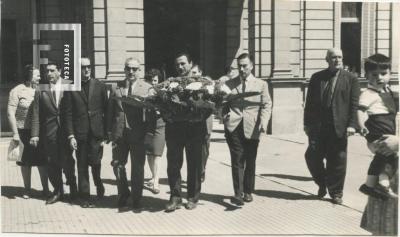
[107, 79, 153, 142]
[64, 78, 108, 140]
[31, 79, 70, 157]
[304, 68, 360, 138]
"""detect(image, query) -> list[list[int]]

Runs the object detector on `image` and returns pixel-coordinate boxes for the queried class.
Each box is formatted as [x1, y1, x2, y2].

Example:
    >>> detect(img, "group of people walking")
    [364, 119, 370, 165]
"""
[7, 48, 398, 234]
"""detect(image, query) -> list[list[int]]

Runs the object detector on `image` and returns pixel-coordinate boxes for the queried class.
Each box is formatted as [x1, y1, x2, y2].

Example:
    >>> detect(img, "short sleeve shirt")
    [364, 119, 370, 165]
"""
[8, 84, 35, 129]
[359, 88, 391, 115]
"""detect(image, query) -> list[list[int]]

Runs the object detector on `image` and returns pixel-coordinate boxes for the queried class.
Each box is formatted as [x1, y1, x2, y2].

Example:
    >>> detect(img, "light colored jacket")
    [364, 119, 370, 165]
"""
[222, 74, 272, 139]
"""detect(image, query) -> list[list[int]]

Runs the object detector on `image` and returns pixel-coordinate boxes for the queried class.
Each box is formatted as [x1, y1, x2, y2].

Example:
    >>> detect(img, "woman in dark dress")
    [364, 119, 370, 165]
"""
[144, 69, 166, 194]
[7, 65, 48, 198]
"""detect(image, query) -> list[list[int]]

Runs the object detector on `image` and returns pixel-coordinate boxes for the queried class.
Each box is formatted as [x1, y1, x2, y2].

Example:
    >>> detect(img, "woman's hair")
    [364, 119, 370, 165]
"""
[145, 68, 163, 83]
[22, 64, 37, 83]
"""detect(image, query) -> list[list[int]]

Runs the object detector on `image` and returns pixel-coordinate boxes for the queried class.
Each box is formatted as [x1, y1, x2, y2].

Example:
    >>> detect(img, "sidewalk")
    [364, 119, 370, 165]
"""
[1, 119, 372, 236]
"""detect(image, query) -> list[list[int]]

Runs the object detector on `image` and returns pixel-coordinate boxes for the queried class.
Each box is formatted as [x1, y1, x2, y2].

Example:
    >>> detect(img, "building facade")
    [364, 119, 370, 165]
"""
[1, 0, 399, 134]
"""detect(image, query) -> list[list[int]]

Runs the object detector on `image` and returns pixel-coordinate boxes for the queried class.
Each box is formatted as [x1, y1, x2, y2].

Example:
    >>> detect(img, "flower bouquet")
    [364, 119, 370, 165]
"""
[117, 76, 260, 122]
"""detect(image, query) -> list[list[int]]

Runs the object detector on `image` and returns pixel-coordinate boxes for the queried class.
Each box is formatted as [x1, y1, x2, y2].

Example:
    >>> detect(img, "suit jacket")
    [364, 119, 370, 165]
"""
[64, 78, 108, 140]
[222, 74, 272, 139]
[304, 68, 360, 138]
[107, 79, 153, 142]
[31, 79, 70, 156]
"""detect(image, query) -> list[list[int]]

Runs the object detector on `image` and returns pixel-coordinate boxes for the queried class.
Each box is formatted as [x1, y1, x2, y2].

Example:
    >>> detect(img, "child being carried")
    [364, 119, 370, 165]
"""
[357, 53, 399, 200]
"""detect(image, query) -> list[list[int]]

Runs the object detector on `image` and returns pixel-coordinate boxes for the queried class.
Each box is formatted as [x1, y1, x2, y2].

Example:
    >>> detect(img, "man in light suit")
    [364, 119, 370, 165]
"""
[222, 53, 272, 205]
[107, 57, 153, 211]
[304, 48, 360, 204]
[64, 58, 108, 208]
[30, 61, 77, 205]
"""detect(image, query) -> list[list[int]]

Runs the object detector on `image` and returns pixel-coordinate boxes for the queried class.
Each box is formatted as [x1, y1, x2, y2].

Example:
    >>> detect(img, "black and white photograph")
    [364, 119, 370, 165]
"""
[0, 0, 399, 236]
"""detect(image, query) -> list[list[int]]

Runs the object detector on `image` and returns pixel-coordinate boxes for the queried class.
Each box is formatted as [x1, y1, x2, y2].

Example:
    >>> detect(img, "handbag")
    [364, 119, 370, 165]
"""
[7, 140, 24, 162]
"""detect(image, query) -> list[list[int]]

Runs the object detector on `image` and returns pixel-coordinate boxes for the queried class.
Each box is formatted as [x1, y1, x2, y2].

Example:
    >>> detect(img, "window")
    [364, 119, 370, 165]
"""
[341, 2, 362, 75]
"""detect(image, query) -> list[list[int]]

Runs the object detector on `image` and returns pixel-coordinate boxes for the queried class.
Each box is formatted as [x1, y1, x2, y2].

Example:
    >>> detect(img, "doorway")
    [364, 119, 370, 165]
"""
[144, 0, 227, 79]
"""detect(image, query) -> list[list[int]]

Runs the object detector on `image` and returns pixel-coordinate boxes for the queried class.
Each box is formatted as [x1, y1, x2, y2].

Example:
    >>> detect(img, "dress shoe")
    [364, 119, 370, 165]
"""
[97, 184, 105, 199]
[46, 193, 63, 205]
[165, 197, 182, 212]
[332, 196, 343, 205]
[230, 195, 244, 206]
[81, 200, 95, 208]
[243, 193, 253, 202]
[185, 200, 197, 210]
[118, 193, 130, 208]
[132, 200, 142, 211]
[317, 186, 327, 198]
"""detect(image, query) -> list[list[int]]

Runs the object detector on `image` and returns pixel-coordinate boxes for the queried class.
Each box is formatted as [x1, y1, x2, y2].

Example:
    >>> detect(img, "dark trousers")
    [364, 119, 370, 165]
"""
[305, 124, 347, 198]
[112, 128, 146, 203]
[225, 122, 259, 196]
[45, 137, 76, 195]
[76, 135, 103, 200]
[165, 121, 206, 202]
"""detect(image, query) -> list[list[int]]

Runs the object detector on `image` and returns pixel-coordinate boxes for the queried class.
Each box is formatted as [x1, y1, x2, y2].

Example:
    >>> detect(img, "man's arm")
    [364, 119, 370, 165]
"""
[30, 91, 40, 147]
[101, 82, 109, 139]
[304, 75, 317, 135]
[348, 75, 361, 130]
[106, 86, 116, 141]
[260, 80, 272, 133]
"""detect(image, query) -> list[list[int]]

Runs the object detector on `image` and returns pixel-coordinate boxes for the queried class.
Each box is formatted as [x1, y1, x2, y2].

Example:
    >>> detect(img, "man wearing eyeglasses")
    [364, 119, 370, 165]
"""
[63, 57, 108, 208]
[107, 57, 153, 211]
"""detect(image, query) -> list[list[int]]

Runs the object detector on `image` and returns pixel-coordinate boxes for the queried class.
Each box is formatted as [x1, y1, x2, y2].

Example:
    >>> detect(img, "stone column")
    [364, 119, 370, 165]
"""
[105, 0, 126, 80]
[271, 0, 292, 78]
[391, 3, 399, 76]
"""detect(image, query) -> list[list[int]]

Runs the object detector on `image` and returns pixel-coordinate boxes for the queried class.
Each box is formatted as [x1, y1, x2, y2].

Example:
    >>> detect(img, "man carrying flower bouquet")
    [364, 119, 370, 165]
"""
[164, 52, 211, 212]
[222, 53, 272, 206]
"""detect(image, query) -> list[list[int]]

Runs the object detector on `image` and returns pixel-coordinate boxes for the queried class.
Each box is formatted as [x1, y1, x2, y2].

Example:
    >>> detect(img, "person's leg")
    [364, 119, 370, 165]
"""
[165, 123, 184, 199]
[243, 138, 259, 195]
[225, 124, 245, 198]
[165, 122, 184, 211]
[147, 155, 155, 184]
[130, 140, 146, 206]
[76, 139, 90, 201]
[326, 130, 347, 201]
[20, 166, 32, 198]
[88, 137, 104, 199]
[152, 155, 161, 191]
[305, 130, 327, 196]
[185, 123, 205, 204]
[112, 133, 130, 207]
[37, 165, 49, 196]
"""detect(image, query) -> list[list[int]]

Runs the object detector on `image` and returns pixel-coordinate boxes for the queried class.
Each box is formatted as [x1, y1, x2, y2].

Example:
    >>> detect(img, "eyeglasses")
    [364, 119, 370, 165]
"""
[125, 66, 140, 72]
[81, 65, 91, 69]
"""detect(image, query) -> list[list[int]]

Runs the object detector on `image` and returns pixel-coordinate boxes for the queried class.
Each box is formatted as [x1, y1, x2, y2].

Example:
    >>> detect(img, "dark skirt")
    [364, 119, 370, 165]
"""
[145, 118, 166, 156]
[17, 129, 47, 166]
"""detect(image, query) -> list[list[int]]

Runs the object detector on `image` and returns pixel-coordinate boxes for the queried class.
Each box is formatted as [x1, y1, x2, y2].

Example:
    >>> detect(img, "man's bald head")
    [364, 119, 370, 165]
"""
[325, 48, 343, 72]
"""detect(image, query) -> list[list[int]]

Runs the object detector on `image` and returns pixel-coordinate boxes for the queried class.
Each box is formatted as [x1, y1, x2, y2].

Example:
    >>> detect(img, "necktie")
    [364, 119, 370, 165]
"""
[242, 79, 246, 93]
[322, 78, 333, 107]
[128, 81, 132, 96]
[52, 89, 57, 106]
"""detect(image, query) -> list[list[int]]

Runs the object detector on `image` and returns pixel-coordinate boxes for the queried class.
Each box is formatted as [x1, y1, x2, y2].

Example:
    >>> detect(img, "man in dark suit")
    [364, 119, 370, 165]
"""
[107, 57, 153, 211]
[164, 52, 211, 212]
[64, 58, 107, 208]
[304, 48, 360, 204]
[30, 61, 77, 204]
[222, 53, 272, 206]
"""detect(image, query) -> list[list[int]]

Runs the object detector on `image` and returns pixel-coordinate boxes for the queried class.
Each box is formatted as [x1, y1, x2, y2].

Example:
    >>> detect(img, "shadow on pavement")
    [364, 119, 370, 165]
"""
[254, 189, 320, 201]
[200, 192, 242, 211]
[260, 174, 313, 181]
